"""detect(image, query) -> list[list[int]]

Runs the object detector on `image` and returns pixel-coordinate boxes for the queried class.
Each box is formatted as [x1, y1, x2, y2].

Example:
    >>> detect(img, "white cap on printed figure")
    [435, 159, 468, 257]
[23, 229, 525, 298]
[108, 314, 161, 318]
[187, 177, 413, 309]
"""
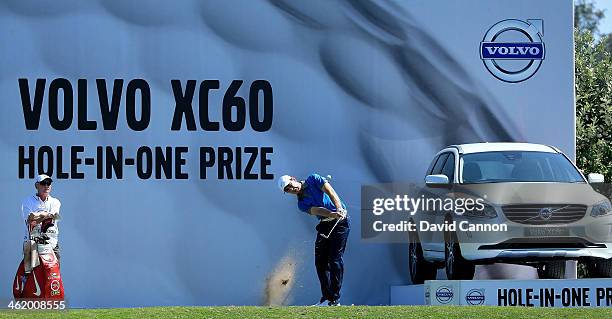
[35, 174, 52, 183]
[278, 175, 292, 192]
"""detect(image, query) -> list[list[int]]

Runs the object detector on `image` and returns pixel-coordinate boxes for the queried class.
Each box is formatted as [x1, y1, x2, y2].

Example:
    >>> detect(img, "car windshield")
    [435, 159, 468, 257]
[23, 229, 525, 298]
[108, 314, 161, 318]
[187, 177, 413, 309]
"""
[461, 151, 585, 184]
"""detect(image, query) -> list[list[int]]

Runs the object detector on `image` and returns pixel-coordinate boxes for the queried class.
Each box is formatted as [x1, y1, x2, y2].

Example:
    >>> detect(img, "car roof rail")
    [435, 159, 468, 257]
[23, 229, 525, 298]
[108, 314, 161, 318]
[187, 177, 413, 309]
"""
[446, 145, 463, 154]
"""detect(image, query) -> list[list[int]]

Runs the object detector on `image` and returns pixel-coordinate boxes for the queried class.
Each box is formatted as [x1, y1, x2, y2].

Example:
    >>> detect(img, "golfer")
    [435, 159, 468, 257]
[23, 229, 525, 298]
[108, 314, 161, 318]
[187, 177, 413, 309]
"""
[21, 174, 62, 261]
[279, 173, 350, 306]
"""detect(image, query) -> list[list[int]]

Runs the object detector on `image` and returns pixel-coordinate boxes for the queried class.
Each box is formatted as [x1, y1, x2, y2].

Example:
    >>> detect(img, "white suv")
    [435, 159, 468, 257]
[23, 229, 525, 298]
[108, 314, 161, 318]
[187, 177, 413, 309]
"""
[409, 142, 612, 283]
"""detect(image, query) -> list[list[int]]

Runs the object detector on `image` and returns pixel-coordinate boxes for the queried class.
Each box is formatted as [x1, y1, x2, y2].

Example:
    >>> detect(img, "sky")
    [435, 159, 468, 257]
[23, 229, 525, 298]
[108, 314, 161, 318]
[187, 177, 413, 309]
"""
[594, 0, 612, 34]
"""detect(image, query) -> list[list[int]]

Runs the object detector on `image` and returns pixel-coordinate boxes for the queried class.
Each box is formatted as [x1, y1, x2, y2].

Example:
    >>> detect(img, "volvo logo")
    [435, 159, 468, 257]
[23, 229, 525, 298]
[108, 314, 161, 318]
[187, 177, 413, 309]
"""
[465, 289, 485, 305]
[435, 286, 454, 304]
[480, 19, 545, 83]
[538, 207, 553, 220]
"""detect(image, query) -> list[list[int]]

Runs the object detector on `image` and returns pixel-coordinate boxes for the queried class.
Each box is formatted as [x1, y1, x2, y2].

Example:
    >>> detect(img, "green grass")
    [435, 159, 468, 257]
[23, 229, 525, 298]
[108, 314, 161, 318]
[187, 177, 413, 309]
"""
[1, 306, 611, 319]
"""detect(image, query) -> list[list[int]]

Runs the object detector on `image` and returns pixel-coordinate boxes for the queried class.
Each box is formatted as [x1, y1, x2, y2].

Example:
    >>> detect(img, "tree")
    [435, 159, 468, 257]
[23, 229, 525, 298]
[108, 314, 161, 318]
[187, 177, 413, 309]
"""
[575, 30, 612, 180]
[603, 34, 612, 54]
[574, 0, 605, 34]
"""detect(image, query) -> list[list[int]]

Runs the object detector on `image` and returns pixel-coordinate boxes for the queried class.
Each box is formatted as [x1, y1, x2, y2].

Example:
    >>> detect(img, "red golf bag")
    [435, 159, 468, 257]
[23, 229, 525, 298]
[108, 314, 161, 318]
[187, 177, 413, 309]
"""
[13, 219, 64, 300]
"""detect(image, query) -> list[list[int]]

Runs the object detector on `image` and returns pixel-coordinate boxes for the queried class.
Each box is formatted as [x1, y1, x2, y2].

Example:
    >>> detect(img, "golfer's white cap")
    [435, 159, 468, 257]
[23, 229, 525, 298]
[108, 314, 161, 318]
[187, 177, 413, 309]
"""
[278, 175, 292, 192]
[35, 174, 52, 183]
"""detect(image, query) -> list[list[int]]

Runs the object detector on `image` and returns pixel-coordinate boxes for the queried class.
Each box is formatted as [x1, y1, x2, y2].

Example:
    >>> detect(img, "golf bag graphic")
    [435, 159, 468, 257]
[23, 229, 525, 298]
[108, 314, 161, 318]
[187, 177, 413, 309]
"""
[13, 219, 64, 300]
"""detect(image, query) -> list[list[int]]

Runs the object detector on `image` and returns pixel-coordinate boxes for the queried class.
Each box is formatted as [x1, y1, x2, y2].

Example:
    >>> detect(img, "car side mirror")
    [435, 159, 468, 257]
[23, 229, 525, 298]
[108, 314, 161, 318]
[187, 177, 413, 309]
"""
[425, 174, 450, 188]
[588, 173, 605, 184]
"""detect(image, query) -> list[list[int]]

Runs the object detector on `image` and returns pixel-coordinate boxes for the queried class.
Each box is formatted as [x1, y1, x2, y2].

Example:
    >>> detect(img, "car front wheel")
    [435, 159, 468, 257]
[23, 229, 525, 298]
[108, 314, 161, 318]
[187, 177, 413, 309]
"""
[409, 231, 437, 284]
[537, 261, 566, 279]
[584, 258, 612, 278]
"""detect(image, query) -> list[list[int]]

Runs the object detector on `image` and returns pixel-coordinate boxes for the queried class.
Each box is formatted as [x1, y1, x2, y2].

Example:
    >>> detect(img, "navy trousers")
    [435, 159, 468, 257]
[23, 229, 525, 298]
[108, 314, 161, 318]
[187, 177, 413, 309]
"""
[314, 217, 350, 302]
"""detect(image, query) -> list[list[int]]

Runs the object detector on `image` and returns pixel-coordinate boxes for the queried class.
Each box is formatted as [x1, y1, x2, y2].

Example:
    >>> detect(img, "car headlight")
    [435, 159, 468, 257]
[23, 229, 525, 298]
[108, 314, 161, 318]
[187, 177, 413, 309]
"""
[463, 204, 498, 218]
[591, 200, 612, 217]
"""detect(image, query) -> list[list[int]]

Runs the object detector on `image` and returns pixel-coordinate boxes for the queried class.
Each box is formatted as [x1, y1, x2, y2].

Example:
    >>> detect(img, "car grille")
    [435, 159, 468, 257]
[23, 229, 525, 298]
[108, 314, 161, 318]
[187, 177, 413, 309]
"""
[502, 204, 587, 225]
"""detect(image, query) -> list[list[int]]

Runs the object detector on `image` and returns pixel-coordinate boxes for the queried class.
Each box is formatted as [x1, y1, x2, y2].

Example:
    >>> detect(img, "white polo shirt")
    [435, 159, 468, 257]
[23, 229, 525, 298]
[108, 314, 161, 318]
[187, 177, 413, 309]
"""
[20, 194, 61, 240]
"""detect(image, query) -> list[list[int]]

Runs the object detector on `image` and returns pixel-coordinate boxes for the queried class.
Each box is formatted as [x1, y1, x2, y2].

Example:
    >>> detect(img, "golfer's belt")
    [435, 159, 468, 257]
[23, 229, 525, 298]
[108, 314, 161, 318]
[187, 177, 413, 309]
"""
[321, 217, 335, 222]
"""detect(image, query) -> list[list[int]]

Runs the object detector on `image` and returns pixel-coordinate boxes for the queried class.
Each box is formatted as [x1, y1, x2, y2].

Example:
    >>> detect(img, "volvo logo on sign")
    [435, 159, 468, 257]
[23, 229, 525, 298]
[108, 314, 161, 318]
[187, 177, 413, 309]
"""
[435, 286, 454, 304]
[480, 19, 545, 83]
[465, 289, 486, 305]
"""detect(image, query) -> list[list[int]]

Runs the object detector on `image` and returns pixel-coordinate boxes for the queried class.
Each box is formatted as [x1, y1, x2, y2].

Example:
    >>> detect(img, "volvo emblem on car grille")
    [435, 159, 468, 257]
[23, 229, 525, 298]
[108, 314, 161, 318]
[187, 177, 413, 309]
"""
[538, 207, 553, 220]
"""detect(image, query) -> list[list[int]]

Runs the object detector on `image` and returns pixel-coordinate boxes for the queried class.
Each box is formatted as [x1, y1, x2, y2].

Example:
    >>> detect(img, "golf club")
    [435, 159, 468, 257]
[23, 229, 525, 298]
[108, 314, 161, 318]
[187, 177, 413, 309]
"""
[319, 175, 346, 239]
[319, 211, 347, 239]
